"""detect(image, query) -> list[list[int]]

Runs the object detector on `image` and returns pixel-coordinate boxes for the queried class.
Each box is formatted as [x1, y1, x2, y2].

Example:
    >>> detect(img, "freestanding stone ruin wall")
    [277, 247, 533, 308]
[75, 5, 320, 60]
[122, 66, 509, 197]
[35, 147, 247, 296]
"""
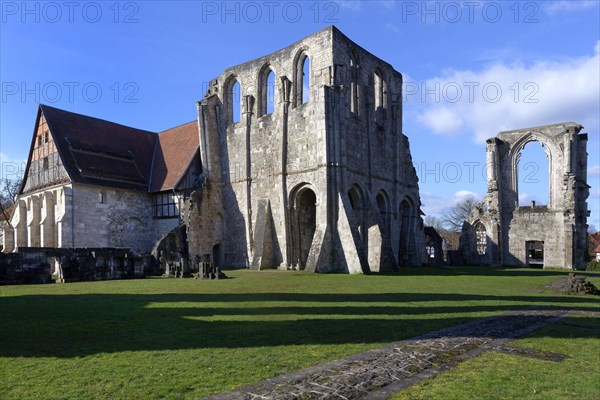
[462, 123, 589, 269]
[187, 26, 425, 273]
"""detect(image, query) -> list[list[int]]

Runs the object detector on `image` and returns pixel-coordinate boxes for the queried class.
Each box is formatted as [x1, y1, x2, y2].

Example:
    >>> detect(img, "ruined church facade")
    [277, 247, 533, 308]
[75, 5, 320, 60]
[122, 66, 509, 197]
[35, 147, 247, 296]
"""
[461, 123, 589, 269]
[188, 26, 425, 273]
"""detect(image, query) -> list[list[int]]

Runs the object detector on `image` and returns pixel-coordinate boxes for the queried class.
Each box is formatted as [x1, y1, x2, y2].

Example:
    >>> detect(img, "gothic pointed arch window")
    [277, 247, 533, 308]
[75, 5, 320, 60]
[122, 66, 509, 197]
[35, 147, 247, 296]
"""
[258, 64, 276, 117]
[475, 222, 487, 255]
[373, 68, 388, 122]
[294, 50, 311, 106]
[350, 52, 360, 115]
[516, 139, 550, 207]
[224, 76, 242, 125]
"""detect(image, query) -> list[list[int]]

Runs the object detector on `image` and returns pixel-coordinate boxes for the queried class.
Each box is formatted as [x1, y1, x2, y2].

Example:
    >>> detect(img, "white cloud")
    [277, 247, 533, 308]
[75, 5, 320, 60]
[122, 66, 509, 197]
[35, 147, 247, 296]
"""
[385, 23, 400, 34]
[409, 42, 600, 142]
[454, 190, 479, 199]
[419, 191, 449, 215]
[545, 1, 598, 14]
[335, 0, 362, 11]
[420, 190, 480, 215]
[589, 165, 600, 177]
[417, 106, 464, 135]
[378, 0, 395, 10]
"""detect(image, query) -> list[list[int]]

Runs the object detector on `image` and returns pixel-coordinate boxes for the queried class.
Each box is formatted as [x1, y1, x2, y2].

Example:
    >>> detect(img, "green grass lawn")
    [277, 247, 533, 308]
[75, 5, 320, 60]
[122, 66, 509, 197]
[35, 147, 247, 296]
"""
[1, 267, 598, 400]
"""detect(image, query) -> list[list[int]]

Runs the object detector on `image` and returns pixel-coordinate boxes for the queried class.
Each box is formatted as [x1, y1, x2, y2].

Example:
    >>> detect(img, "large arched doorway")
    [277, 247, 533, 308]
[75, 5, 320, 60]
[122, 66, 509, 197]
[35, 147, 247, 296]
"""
[292, 187, 317, 269]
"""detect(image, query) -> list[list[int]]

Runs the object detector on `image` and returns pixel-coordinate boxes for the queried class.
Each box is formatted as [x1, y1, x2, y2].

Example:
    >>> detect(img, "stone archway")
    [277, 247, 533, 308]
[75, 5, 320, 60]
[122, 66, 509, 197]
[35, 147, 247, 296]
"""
[291, 186, 317, 269]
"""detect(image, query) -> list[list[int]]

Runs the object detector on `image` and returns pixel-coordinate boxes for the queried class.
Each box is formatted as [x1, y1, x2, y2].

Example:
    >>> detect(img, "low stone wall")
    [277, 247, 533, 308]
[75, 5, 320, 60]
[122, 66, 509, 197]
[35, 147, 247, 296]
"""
[0, 252, 52, 285]
[0, 247, 158, 285]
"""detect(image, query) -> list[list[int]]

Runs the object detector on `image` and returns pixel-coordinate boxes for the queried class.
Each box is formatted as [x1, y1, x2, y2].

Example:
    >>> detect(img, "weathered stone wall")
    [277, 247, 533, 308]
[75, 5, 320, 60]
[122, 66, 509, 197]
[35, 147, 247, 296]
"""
[191, 26, 425, 273]
[508, 207, 565, 267]
[5, 183, 182, 255]
[0, 247, 154, 285]
[67, 184, 152, 252]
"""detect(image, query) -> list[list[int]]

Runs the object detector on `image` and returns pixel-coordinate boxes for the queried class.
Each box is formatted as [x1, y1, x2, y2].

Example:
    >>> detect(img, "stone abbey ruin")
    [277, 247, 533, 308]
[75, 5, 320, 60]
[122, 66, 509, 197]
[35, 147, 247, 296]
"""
[461, 123, 589, 269]
[1, 26, 591, 281]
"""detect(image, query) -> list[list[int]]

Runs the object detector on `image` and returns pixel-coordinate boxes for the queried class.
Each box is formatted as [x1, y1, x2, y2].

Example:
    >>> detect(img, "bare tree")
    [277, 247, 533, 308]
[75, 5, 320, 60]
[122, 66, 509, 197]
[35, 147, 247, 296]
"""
[423, 215, 443, 230]
[440, 195, 479, 233]
[0, 176, 22, 226]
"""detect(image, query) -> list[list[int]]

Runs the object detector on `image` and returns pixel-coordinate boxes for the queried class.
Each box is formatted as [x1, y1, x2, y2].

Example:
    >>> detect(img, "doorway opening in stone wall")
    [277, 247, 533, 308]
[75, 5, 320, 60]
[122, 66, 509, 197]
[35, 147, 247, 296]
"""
[212, 244, 222, 268]
[526, 240, 544, 268]
[292, 187, 316, 269]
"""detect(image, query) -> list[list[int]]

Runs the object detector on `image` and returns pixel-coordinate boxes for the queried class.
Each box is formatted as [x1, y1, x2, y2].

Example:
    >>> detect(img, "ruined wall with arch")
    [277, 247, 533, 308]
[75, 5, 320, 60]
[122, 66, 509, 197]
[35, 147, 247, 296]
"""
[191, 26, 425, 273]
[462, 122, 589, 269]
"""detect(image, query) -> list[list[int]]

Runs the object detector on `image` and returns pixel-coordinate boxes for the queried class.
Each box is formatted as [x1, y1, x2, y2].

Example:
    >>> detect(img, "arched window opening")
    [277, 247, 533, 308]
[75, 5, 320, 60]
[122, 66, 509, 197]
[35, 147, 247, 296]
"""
[374, 69, 388, 122]
[425, 236, 436, 260]
[517, 141, 550, 206]
[475, 222, 487, 255]
[231, 81, 241, 123]
[294, 50, 311, 107]
[350, 54, 359, 115]
[301, 55, 311, 104]
[225, 78, 242, 125]
[266, 70, 275, 114]
[258, 65, 276, 117]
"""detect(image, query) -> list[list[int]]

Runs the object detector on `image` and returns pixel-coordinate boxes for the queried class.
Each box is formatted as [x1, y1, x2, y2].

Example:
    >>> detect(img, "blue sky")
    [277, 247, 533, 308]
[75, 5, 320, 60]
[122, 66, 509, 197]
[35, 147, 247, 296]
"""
[1, 0, 599, 229]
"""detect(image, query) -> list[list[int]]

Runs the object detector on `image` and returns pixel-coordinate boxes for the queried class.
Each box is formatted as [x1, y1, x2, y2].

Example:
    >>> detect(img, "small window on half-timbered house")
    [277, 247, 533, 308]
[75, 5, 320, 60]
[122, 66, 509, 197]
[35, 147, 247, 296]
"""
[153, 192, 179, 218]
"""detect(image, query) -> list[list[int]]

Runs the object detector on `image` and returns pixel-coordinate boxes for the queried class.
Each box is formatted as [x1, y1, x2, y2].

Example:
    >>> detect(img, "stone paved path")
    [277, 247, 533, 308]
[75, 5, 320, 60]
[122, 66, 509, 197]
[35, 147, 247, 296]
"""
[202, 307, 598, 400]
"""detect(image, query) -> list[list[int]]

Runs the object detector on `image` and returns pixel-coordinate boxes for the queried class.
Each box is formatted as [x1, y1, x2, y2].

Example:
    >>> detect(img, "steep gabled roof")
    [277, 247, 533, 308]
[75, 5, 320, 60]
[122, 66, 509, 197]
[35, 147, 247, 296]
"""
[19, 105, 200, 195]
[149, 121, 199, 192]
[40, 104, 158, 191]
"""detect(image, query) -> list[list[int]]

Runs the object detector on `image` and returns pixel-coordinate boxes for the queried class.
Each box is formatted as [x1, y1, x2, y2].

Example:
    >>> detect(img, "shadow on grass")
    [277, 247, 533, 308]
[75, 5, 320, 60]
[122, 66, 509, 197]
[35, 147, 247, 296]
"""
[382, 266, 586, 278]
[1, 291, 598, 358]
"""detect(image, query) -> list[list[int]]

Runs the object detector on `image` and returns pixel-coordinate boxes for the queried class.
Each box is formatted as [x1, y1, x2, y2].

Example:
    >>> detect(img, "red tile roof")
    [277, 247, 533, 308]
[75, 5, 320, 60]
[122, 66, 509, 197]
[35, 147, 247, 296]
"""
[149, 121, 199, 192]
[590, 232, 600, 247]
